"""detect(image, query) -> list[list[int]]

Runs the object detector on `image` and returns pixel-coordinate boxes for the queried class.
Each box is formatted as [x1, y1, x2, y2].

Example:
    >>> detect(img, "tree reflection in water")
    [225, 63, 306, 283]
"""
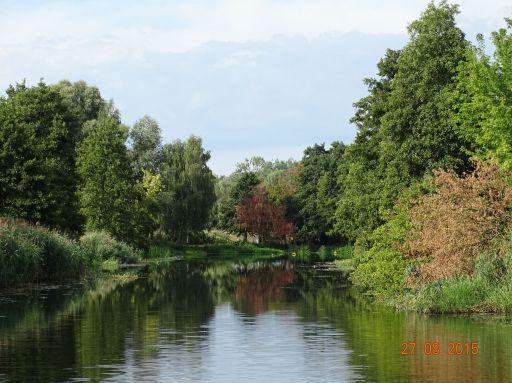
[234, 262, 295, 315]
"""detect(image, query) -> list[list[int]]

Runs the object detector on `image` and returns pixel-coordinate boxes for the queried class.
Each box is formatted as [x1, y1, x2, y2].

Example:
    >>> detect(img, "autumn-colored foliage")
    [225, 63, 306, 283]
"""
[406, 160, 512, 282]
[235, 185, 294, 243]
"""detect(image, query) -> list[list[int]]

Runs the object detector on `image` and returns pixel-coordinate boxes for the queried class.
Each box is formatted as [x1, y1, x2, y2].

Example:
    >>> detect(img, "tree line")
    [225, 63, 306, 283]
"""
[2, 0, 512, 276]
[0, 80, 215, 248]
[210, 1, 512, 311]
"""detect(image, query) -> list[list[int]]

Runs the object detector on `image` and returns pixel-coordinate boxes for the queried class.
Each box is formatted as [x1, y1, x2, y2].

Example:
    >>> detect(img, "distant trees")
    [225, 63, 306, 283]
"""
[211, 157, 298, 242]
[295, 143, 345, 244]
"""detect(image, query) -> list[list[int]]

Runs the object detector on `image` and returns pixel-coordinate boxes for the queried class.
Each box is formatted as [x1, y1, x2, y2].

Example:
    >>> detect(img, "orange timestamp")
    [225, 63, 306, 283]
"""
[401, 341, 479, 356]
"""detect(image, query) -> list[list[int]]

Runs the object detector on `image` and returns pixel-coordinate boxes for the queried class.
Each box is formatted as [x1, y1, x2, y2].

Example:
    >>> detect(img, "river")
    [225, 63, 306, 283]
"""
[0, 259, 511, 382]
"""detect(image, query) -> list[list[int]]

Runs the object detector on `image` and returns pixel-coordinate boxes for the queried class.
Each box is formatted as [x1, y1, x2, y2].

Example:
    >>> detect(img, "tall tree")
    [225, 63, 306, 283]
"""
[334, 49, 400, 241]
[378, 1, 471, 211]
[0, 81, 82, 231]
[159, 136, 215, 243]
[76, 109, 138, 243]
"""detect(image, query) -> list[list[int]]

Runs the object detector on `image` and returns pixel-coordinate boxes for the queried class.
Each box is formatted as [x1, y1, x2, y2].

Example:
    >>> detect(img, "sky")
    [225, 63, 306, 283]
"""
[0, 1, 510, 175]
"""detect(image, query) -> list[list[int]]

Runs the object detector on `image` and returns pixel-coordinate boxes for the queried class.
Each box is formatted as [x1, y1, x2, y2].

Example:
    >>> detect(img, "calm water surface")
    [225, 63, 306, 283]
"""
[0, 259, 511, 382]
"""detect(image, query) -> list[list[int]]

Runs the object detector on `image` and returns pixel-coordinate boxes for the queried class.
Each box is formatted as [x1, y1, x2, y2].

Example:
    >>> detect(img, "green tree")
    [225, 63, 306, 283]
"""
[52, 80, 105, 138]
[129, 115, 163, 177]
[334, 49, 400, 241]
[378, 1, 471, 211]
[0, 81, 82, 231]
[454, 19, 512, 169]
[159, 136, 215, 243]
[76, 109, 138, 243]
[296, 143, 343, 244]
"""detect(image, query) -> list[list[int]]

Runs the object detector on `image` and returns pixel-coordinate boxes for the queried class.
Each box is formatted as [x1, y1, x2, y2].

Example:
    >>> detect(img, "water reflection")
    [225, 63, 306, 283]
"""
[0, 260, 511, 382]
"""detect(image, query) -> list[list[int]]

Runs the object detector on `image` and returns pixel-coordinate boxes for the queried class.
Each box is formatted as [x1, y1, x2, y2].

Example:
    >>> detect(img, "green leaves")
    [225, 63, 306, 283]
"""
[159, 136, 215, 243]
[0, 81, 82, 231]
[454, 19, 512, 169]
[76, 110, 138, 244]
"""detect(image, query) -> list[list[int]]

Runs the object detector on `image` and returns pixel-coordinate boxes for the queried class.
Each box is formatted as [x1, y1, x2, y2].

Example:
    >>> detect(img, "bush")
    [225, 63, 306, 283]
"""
[80, 231, 141, 264]
[352, 247, 405, 298]
[350, 185, 416, 298]
[406, 160, 512, 281]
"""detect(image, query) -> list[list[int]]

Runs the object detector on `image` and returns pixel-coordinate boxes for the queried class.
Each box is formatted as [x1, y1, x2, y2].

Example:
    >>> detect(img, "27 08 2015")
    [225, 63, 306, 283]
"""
[401, 342, 479, 356]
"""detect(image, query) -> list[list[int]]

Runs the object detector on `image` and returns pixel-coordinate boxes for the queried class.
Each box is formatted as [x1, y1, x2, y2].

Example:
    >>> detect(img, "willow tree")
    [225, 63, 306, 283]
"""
[159, 136, 215, 243]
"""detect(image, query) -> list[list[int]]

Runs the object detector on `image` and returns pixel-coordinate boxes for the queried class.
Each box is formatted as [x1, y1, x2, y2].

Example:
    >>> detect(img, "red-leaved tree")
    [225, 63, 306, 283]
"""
[235, 185, 294, 243]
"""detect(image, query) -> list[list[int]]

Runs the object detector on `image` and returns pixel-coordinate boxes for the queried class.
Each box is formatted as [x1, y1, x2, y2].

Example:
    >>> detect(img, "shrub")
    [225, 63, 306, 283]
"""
[80, 231, 141, 264]
[289, 244, 313, 262]
[406, 160, 512, 282]
[352, 247, 405, 298]
[350, 184, 418, 298]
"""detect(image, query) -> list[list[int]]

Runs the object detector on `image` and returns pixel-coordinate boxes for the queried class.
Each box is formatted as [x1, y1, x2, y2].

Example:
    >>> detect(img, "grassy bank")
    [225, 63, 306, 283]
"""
[341, 232, 512, 314]
[146, 242, 286, 261]
[0, 218, 141, 287]
[397, 250, 512, 313]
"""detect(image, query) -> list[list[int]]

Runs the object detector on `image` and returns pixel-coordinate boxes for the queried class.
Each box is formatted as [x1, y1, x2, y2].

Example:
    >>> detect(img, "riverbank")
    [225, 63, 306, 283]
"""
[338, 241, 512, 314]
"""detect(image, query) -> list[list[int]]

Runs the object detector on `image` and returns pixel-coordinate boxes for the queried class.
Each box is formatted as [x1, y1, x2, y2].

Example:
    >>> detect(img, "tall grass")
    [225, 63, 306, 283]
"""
[0, 218, 89, 286]
[404, 247, 512, 313]
[0, 218, 141, 287]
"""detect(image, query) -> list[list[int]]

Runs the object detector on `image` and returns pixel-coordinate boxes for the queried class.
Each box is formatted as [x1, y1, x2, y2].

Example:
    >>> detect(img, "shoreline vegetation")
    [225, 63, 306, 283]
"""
[2, 2, 512, 315]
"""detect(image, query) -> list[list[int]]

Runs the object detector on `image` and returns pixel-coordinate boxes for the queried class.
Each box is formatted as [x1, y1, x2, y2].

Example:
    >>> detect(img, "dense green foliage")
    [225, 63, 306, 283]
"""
[2, 0, 512, 315]
[343, 4, 512, 312]
[0, 218, 143, 287]
[295, 143, 345, 244]
[0, 82, 82, 232]
[454, 19, 512, 169]
[159, 136, 215, 243]
[76, 110, 140, 244]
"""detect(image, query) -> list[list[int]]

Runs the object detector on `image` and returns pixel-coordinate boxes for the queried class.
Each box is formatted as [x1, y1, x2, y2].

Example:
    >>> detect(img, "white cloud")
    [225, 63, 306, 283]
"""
[1, 0, 509, 69]
[0, 0, 511, 175]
